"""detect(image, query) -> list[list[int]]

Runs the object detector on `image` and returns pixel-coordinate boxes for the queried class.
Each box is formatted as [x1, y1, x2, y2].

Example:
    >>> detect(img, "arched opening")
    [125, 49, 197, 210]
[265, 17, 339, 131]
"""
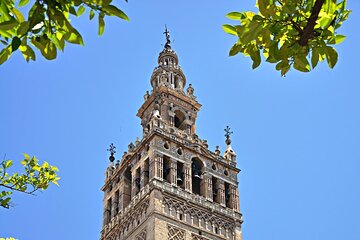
[177, 161, 184, 189]
[162, 155, 171, 183]
[123, 166, 132, 208]
[191, 157, 203, 196]
[143, 158, 149, 186]
[225, 182, 231, 208]
[174, 110, 186, 130]
[135, 167, 141, 194]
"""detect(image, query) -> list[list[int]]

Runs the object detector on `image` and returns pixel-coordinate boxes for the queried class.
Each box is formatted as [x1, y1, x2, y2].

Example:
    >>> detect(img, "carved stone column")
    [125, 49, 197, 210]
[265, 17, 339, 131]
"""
[140, 163, 145, 188]
[217, 179, 226, 206]
[231, 185, 240, 212]
[184, 163, 192, 192]
[200, 173, 207, 198]
[154, 153, 163, 179]
[202, 173, 213, 201]
[170, 159, 177, 185]
[131, 169, 137, 197]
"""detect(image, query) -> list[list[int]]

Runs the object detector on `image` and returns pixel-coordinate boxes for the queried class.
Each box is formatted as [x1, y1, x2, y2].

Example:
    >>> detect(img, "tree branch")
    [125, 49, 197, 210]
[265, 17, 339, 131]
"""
[298, 0, 325, 46]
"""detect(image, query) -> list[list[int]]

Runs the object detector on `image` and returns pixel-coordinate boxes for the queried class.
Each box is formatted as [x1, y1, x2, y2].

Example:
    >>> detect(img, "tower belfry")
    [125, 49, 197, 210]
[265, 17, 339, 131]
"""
[100, 29, 243, 240]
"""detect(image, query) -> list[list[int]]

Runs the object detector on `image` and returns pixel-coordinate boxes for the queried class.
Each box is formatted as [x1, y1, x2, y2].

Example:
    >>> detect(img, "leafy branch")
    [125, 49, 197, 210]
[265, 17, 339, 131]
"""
[0, 154, 60, 209]
[223, 0, 351, 76]
[0, 0, 129, 65]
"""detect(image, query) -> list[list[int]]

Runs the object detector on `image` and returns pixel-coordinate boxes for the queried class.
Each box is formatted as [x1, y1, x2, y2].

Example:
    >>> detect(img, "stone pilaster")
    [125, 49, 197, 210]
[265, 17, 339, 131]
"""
[184, 163, 191, 192]
[170, 159, 177, 185]
[217, 179, 226, 206]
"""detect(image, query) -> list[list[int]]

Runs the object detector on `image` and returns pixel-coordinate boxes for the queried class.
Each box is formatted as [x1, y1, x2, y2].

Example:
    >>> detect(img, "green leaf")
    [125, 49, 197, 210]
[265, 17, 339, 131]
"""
[328, 34, 346, 44]
[222, 24, 237, 36]
[77, 5, 85, 16]
[4, 160, 13, 168]
[311, 48, 320, 69]
[0, 46, 12, 65]
[294, 55, 310, 72]
[0, 19, 18, 31]
[250, 48, 261, 69]
[11, 36, 21, 52]
[325, 46, 338, 68]
[229, 43, 242, 56]
[19, 44, 36, 62]
[19, 0, 30, 7]
[17, 21, 29, 35]
[102, 5, 129, 21]
[89, 9, 95, 20]
[11, 8, 25, 23]
[43, 41, 57, 60]
[98, 15, 105, 36]
[226, 12, 242, 20]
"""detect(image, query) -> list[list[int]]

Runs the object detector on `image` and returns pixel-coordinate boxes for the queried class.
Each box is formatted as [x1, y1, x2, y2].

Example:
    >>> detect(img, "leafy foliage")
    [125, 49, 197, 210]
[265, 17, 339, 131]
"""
[0, 0, 129, 65]
[0, 154, 59, 209]
[223, 0, 351, 76]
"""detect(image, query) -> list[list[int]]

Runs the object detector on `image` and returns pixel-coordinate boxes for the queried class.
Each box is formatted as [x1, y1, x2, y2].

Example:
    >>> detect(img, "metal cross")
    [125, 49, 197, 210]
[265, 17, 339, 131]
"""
[224, 126, 233, 139]
[107, 143, 116, 156]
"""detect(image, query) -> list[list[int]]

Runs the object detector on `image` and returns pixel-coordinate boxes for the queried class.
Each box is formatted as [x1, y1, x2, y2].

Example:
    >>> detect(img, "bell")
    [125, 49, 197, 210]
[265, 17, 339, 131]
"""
[177, 177, 183, 185]
[193, 173, 201, 179]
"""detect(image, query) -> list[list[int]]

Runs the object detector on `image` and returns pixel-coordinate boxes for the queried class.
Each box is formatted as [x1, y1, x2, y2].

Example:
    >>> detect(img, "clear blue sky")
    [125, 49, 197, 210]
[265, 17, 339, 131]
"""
[1, 1, 359, 239]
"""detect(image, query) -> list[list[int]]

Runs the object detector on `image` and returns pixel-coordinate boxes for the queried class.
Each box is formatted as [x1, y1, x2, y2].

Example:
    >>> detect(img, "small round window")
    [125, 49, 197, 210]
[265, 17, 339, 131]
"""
[177, 148, 183, 155]
[224, 170, 229, 176]
[164, 142, 170, 150]
[212, 164, 217, 170]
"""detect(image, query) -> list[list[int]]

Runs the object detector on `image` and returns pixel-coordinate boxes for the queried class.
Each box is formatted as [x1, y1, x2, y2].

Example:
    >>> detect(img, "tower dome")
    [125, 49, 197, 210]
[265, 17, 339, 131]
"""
[150, 27, 186, 92]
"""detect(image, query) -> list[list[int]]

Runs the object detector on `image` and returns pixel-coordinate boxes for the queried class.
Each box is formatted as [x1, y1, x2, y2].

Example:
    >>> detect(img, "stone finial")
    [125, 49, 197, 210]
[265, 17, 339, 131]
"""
[107, 143, 116, 162]
[215, 146, 221, 155]
[135, 137, 141, 146]
[187, 84, 194, 96]
[144, 91, 150, 101]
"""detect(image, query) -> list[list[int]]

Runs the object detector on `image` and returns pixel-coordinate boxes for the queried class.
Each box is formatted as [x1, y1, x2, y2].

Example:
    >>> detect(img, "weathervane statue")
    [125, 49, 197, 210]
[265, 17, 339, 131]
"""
[164, 25, 171, 49]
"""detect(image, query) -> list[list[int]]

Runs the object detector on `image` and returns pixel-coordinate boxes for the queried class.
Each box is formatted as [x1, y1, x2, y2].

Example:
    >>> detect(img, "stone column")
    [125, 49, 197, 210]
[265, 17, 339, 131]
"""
[154, 154, 163, 179]
[170, 159, 177, 185]
[231, 185, 240, 212]
[131, 170, 137, 197]
[140, 163, 145, 189]
[207, 175, 213, 201]
[217, 179, 226, 206]
[200, 173, 207, 198]
[184, 163, 192, 192]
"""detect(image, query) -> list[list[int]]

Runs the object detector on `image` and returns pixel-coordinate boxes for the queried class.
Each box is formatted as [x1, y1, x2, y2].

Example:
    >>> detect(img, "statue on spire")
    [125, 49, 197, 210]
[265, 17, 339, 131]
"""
[163, 25, 171, 49]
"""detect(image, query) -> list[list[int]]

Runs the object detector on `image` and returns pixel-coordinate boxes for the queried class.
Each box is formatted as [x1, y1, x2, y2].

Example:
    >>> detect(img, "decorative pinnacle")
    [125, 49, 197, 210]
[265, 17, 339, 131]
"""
[224, 126, 233, 145]
[107, 143, 116, 162]
[163, 25, 171, 49]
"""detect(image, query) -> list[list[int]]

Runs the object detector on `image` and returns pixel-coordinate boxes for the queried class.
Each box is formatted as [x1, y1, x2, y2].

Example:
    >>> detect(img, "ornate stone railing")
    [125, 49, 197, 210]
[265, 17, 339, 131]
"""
[152, 179, 241, 219]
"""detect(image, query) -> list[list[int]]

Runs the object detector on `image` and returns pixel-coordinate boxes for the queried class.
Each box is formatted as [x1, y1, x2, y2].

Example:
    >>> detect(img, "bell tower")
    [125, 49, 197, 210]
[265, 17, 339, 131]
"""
[100, 28, 243, 240]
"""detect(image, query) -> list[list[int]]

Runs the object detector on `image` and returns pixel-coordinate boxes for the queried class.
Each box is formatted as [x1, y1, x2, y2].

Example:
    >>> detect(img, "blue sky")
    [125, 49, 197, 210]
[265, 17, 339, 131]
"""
[1, 1, 360, 239]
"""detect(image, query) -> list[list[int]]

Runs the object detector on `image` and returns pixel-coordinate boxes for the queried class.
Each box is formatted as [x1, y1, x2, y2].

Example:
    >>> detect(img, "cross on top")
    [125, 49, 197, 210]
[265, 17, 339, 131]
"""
[107, 143, 116, 156]
[224, 126, 233, 140]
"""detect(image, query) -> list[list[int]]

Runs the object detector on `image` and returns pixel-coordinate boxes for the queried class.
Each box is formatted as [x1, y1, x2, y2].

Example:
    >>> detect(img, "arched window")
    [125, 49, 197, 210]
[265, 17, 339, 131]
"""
[174, 110, 186, 130]
[191, 157, 204, 196]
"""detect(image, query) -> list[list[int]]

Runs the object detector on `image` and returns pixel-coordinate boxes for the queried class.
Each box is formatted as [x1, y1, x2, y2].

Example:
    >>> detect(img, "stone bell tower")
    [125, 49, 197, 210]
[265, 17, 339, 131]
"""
[100, 28, 243, 240]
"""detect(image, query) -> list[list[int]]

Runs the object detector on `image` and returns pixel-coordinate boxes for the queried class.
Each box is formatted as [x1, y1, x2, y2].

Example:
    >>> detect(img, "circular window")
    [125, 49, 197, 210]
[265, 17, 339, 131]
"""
[177, 148, 183, 155]
[224, 170, 229, 176]
[164, 142, 170, 150]
[212, 164, 217, 170]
